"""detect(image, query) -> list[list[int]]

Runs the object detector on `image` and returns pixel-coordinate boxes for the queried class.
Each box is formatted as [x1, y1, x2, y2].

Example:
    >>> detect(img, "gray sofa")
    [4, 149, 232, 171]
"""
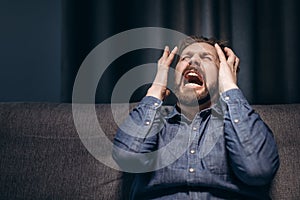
[0, 102, 299, 199]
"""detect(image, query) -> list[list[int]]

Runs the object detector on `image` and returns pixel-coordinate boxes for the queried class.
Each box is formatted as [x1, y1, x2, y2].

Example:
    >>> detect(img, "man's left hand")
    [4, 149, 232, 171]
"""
[215, 43, 240, 93]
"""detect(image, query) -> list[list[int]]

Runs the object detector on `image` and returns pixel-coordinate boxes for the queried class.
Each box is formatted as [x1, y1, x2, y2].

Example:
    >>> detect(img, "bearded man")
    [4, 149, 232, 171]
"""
[113, 36, 279, 200]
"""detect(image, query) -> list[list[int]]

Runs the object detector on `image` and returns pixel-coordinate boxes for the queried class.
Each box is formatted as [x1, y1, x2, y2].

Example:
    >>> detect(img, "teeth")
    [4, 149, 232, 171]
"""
[185, 83, 203, 88]
[185, 83, 200, 86]
[187, 72, 198, 77]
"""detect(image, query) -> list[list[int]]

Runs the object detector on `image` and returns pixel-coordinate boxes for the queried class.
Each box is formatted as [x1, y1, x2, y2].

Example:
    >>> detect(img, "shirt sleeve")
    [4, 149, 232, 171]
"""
[220, 89, 280, 186]
[112, 96, 163, 171]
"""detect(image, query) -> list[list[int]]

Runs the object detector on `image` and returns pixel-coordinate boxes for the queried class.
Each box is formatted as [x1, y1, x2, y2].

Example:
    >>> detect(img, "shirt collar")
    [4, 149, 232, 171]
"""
[163, 101, 223, 121]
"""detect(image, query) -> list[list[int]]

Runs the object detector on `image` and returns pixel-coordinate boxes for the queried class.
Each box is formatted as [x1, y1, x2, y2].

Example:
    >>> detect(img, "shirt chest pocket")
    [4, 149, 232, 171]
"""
[201, 137, 230, 175]
[199, 120, 230, 175]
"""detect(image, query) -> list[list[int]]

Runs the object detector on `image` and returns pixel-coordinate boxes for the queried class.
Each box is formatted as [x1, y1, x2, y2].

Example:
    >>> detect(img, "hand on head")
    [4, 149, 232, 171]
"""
[214, 43, 239, 93]
[146, 41, 240, 101]
[146, 46, 178, 100]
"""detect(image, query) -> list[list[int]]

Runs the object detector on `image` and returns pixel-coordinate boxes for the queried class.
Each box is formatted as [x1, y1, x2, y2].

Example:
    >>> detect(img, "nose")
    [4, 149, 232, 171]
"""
[188, 55, 200, 67]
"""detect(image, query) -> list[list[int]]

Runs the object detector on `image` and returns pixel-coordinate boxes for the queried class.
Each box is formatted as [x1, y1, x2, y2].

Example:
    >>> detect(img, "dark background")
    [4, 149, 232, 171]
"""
[1, 0, 299, 104]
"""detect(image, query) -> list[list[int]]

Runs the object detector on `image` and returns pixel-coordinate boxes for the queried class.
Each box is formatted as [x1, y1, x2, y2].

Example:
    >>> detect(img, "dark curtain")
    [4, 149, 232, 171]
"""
[61, 0, 300, 104]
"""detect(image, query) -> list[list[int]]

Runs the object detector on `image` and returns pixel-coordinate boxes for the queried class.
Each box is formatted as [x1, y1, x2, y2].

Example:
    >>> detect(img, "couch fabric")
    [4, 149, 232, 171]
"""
[0, 102, 299, 199]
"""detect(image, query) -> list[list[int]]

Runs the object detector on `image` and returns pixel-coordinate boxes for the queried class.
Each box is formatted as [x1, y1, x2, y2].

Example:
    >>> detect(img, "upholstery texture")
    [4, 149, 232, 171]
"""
[0, 102, 299, 199]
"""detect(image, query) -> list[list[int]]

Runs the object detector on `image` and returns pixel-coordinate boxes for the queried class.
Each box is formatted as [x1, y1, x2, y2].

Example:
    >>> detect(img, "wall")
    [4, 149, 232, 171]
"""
[0, 0, 61, 102]
[1, 0, 299, 104]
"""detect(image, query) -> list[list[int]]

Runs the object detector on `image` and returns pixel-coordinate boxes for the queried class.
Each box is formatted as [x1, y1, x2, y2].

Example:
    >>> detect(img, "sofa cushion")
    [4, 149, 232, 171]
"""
[0, 103, 132, 199]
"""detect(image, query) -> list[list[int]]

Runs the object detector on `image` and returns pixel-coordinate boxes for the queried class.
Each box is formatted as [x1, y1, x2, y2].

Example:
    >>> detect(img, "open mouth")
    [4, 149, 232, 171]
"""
[183, 70, 204, 87]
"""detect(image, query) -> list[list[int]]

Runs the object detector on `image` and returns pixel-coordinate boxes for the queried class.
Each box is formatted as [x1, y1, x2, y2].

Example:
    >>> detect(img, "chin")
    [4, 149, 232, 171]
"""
[174, 86, 210, 106]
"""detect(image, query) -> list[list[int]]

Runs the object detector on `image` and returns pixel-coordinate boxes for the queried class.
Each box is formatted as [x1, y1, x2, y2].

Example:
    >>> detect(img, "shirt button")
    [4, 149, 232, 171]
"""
[192, 127, 197, 131]
[234, 119, 239, 123]
[190, 150, 196, 154]
[224, 96, 230, 101]
[145, 121, 150, 125]
[189, 168, 195, 173]
[154, 102, 159, 106]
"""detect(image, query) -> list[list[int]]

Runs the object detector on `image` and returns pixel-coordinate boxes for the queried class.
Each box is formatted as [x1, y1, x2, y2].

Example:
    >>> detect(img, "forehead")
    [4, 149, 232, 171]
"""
[181, 42, 217, 56]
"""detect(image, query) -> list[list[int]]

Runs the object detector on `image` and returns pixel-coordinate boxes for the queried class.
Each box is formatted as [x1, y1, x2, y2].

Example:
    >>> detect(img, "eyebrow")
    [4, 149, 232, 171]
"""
[181, 51, 215, 57]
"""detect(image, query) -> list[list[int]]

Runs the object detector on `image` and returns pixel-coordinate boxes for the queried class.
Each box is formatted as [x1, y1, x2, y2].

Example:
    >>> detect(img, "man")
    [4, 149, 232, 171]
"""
[113, 36, 280, 199]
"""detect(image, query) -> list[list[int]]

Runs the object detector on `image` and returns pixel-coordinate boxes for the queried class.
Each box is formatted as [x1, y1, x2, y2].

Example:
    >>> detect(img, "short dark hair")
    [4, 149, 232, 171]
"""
[177, 36, 228, 58]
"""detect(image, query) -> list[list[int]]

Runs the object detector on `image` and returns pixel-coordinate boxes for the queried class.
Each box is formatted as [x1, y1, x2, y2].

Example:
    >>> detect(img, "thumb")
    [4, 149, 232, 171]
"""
[165, 89, 171, 98]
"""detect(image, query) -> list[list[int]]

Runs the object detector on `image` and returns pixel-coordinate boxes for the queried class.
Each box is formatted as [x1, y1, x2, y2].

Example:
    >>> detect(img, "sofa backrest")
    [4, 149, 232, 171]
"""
[0, 103, 299, 199]
[251, 104, 300, 199]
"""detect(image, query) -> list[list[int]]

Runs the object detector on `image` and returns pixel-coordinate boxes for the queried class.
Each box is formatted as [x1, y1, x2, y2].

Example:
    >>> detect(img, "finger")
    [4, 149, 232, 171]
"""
[158, 46, 170, 64]
[224, 47, 236, 57]
[214, 43, 226, 63]
[222, 47, 241, 75]
[165, 89, 171, 98]
[171, 46, 178, 54]
[165, 46, 178, 65]
[235, 57, 240, 67]
[235, 57, 240, 72]
[224, 47, 235, 66]
[162, 46, 170, 59]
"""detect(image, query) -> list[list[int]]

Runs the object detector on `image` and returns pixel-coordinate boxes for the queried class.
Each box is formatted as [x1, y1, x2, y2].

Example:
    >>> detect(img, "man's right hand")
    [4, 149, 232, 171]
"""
[146, 46, 178, 100]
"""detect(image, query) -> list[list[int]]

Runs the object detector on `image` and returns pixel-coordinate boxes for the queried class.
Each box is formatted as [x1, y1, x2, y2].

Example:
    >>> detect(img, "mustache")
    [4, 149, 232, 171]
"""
[182, 66, 203, 76]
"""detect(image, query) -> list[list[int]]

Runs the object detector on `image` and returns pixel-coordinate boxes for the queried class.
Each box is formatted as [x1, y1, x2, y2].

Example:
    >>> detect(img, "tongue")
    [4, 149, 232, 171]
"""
[186, 75, 202, 86]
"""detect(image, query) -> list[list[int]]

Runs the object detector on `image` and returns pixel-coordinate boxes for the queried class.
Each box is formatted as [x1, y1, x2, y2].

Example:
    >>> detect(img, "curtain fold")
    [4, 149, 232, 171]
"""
[62, 0, 300, 104]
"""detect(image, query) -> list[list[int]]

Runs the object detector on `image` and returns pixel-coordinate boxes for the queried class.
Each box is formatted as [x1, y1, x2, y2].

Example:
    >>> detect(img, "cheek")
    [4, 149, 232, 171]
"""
[175, 62, 187, 73]
[203, 65, 218, 85]
[174, 62, 186, 82]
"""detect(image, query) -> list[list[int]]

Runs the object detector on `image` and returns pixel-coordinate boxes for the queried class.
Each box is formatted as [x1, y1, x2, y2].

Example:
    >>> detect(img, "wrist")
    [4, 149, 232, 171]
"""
[219, 83, 238, 93]
[146, 84, 167, 100]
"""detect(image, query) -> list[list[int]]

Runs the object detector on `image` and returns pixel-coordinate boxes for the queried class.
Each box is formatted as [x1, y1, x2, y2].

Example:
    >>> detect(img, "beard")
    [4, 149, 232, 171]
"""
[173, 81, 218, 107]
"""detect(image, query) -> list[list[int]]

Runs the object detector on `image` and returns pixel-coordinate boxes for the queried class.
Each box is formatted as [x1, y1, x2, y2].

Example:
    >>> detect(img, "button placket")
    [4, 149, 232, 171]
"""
[189, 168, 195, 173]
[188, 122, 199, 177]
[190, 126, 197, 156]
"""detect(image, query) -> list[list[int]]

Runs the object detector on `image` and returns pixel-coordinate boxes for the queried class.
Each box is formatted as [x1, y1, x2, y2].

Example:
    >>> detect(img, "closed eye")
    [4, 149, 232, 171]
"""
[181, 55, 191, 61]
[200, 53, 213, 61]
[202, 56, 212, 61]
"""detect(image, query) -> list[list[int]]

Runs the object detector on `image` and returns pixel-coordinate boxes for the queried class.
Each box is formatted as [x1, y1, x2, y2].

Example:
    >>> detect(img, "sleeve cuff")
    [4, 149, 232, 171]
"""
[219, 89, 249, 112]
[139, 96, 163, 109]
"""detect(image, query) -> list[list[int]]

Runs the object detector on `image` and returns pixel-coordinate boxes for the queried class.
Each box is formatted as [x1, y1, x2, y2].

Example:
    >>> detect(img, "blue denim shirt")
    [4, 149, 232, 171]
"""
[113, 89, 280, 200]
